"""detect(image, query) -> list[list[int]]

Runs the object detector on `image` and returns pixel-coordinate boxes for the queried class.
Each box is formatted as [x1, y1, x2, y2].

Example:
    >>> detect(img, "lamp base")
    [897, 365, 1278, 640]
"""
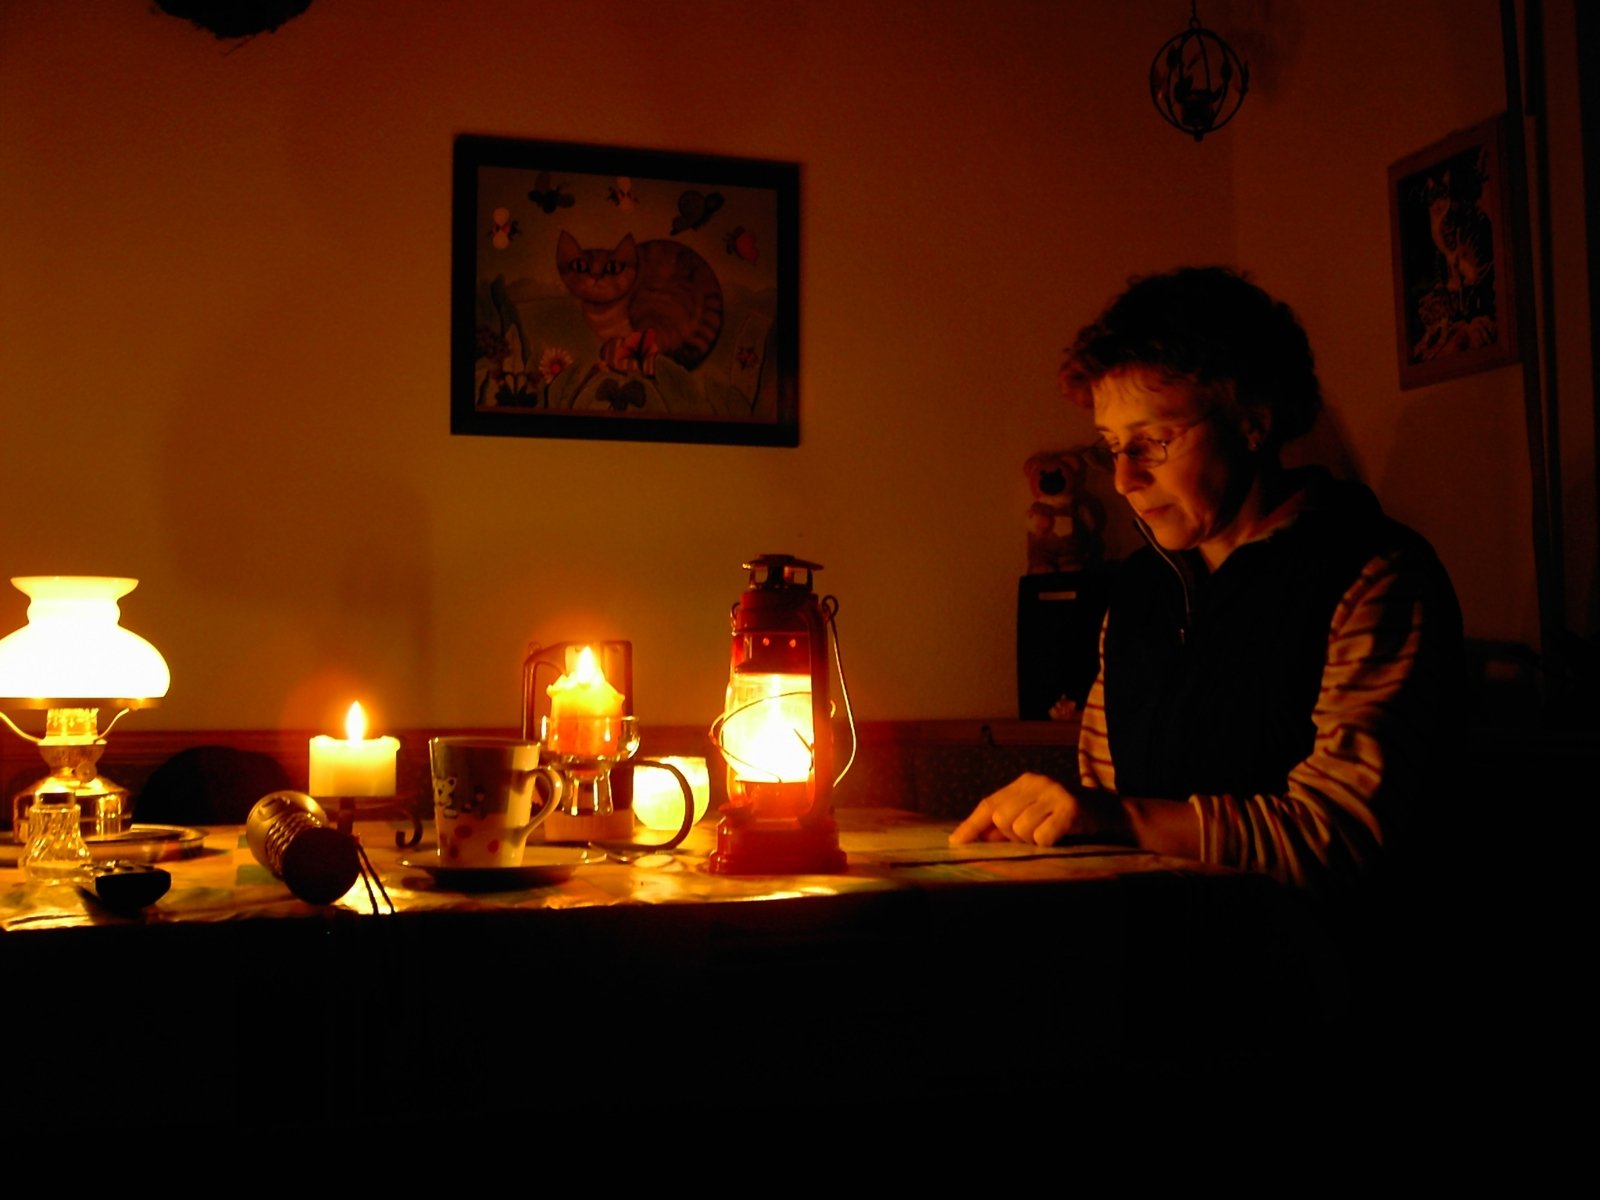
[708, 813, 847, 875]
[10, 773, 130, 843]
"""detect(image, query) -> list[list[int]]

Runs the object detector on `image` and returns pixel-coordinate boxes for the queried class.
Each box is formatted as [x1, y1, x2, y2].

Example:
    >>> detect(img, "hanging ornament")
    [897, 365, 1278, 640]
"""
[155, 2, 312, 41]
[1150, 0, 1250, 142]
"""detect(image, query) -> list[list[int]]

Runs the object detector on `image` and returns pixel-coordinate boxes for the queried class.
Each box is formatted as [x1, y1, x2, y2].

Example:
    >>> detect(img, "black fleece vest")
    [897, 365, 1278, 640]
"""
[1103, 486, 1391, 801]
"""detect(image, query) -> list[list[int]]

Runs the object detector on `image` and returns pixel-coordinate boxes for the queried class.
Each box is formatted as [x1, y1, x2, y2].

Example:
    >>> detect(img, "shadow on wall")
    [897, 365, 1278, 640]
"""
[1284, 404, 1362, 481]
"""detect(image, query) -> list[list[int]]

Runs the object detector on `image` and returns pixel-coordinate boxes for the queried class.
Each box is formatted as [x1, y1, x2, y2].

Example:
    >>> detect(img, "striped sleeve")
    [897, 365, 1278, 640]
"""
[1193, 544, 1451, 890]
[1077, 618, 1115, 792]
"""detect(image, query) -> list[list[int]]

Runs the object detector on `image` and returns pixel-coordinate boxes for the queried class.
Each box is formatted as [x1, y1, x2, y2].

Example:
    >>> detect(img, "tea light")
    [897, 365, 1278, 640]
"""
[546, 646, 625, 756]
[309, 701, 399, 796]
[633, 756, 711, 832]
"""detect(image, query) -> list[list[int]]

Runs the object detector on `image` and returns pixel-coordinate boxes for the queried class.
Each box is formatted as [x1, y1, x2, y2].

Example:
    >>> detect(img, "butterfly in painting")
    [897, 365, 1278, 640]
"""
[724, 226, 758, 264]
[671, 189, 723, 234]
[607, 176, 637, 211]
[528, 171, 574, 213]
[597, 376, 647, 412]
[489, 206, 519, 249]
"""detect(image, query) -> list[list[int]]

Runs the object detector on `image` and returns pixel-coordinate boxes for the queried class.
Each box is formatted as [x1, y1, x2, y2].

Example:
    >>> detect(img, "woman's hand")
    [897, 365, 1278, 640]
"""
[948, 772, 1133, 847]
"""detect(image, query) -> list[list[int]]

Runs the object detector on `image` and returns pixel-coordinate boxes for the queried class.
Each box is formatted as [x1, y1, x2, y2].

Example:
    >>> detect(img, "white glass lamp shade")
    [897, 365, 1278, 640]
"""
[0, 577, 170, 706]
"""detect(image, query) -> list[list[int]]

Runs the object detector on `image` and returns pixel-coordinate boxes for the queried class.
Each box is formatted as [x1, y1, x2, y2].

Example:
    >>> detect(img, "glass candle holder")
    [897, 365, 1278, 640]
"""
[22, 794, 93, 884]
[540, 714, 641, 817]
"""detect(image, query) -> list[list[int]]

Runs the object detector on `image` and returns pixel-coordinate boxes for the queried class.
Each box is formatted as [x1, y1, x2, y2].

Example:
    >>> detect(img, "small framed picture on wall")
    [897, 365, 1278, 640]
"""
[1387, 116, 1522, 389]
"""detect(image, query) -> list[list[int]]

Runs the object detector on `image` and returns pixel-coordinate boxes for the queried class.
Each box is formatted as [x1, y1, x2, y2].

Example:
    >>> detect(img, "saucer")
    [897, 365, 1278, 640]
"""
[396, 847, 598, 892]
[0, 824, 206, 868]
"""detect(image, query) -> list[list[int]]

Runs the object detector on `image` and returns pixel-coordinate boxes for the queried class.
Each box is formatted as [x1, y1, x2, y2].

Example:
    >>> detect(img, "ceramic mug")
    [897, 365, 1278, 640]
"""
[428, 737, 568, 867]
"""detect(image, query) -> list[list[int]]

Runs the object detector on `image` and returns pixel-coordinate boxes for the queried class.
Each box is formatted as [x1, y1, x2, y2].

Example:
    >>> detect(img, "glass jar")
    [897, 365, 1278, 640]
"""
[22, 794, 93, 884]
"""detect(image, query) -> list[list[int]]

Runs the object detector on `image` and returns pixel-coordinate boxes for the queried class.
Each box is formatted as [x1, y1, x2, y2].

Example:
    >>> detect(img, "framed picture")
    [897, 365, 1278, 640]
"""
[1388, 116, 1521, 389]
[451, 135, 800, 446]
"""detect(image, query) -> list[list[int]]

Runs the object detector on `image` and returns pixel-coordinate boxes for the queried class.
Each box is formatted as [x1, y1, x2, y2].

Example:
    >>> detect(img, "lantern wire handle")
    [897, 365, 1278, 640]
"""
[706, 595, 857, 788]
[709, 691, 815, 780]
[822, 595, 856, 787]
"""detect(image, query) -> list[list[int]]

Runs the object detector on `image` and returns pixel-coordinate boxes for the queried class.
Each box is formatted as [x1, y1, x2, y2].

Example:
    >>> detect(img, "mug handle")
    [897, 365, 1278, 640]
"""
[590, 758, 696, 855]
[526, 765, 570, 823]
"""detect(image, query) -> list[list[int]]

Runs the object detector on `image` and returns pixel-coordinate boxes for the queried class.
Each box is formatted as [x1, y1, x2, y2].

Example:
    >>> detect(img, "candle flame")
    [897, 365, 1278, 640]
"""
[343, 701, 368, 741]
[544, 644, 625, 725]
[572, 645, 604, 684]
[721, 685, 814, 782]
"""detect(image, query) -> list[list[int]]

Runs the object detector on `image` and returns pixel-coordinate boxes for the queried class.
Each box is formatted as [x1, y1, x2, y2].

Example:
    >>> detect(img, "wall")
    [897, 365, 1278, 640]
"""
[0, 0, 1574, 735]
[1228, 0, 1592, 671]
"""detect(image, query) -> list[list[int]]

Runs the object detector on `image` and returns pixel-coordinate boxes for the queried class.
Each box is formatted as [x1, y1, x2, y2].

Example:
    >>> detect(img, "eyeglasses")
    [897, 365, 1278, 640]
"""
[1084, 412, 1216, 471]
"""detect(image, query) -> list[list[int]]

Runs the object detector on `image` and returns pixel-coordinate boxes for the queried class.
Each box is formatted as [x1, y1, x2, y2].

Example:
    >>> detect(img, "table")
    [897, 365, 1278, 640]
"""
[1, 809, 1361, 1122]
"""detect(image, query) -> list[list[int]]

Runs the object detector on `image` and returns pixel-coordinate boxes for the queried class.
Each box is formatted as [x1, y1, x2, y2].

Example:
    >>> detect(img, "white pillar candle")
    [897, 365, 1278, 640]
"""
[546, 645, 626, 719]
[308, 701, 398, 797]
[545, 645, 626, 757]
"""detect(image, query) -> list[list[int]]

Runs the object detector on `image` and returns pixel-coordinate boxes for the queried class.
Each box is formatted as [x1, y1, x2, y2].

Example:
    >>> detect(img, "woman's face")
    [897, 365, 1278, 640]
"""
[1091, 367, 1258, 567]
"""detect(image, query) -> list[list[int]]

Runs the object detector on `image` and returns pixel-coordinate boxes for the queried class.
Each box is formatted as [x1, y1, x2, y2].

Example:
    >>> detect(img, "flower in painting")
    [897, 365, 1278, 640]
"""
[476, 327, 509, 363]
[539, 347, 575, 385]
[497, 372, 536, 404]
[476, 325, 540, 406]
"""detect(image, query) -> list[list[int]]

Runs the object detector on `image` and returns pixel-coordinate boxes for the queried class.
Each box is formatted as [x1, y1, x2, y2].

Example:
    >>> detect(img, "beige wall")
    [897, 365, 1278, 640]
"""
[1230, 0, 1591, 663]
[0, 0, 1580, 734]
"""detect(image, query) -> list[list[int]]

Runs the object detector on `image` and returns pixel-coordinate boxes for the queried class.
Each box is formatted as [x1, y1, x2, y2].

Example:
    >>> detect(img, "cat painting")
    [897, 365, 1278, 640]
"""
[1425, 168, 1494, 304]
[1410, 162, 1498, 362]
[555, 231, 724, 375]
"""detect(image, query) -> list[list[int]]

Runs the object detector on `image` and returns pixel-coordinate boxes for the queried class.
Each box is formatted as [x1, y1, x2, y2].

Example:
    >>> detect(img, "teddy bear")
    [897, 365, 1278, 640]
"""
[1024, 449, 1106, 574]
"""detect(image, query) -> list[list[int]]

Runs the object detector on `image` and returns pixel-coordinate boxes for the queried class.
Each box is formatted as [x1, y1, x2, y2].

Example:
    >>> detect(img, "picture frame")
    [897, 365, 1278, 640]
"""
[451, 134, 800, 446]
[1387, 116, 1521, 389]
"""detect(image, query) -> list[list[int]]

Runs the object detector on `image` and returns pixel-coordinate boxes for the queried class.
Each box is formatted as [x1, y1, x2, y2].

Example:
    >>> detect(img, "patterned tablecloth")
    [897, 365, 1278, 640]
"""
[0, 807, 1197, 932]
[4, 804, 1360, 1124]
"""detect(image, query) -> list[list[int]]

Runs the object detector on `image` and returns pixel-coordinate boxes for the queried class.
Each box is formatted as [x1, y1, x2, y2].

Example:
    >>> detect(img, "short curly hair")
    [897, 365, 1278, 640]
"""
[1059, 266, 1322, 447]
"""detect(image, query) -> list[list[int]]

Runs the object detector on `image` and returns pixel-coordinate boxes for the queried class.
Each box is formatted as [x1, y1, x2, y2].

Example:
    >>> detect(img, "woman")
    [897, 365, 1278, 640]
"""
[951, 267, 1464, 895]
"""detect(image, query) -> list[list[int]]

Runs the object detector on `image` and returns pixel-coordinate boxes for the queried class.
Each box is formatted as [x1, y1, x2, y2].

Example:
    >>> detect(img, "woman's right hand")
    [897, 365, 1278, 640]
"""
[948, 772, 1132, 847]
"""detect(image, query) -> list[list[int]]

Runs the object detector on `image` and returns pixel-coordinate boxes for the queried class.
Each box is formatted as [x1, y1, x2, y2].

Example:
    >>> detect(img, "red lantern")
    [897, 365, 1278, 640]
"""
[709, 555, 850, 874]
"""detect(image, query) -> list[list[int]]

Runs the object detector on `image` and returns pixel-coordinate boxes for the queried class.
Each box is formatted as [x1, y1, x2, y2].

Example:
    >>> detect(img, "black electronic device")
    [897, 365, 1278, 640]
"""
[1016, 568, 1114, 719]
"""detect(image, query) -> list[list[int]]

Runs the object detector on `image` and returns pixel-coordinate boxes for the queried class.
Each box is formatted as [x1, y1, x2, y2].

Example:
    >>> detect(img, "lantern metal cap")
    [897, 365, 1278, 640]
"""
[742, 554, 822, 590]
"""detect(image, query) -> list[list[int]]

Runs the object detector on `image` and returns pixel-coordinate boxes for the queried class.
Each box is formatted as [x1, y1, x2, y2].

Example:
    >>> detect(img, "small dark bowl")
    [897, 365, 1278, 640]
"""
[89, 863, 172, 911]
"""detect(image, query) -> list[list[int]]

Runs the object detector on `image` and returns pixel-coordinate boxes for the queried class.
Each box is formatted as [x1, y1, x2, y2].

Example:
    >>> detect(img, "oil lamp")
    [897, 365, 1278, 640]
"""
[0, 576, 170, 841]
[709, 554, 853, 874]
